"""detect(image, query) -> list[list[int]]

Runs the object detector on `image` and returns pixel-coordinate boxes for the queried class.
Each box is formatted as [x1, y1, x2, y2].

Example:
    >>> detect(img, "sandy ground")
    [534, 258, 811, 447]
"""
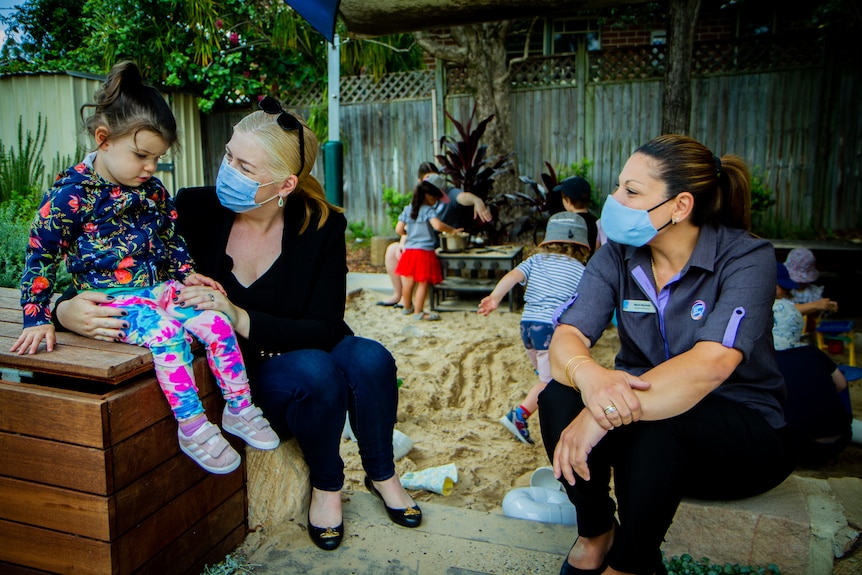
[339, 288, 862, 513]
[337, 288, 616, 512]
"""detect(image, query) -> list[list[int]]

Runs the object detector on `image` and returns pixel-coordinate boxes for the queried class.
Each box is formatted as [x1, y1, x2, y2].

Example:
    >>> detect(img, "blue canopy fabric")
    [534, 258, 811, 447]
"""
[285, 0, 342, 42]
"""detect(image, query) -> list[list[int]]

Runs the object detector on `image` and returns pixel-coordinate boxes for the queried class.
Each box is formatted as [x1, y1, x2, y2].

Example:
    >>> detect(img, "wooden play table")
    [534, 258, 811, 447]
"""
[432, 245, 524, 312]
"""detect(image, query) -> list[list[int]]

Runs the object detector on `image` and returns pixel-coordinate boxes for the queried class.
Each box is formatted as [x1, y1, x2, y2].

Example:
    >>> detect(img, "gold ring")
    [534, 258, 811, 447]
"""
[210, 293, 215, 302]
[603, 405, 617, 415]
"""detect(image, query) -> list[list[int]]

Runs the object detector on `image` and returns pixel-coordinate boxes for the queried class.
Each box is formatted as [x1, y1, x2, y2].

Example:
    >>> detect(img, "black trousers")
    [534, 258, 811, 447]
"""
[538, 380, 794, 575]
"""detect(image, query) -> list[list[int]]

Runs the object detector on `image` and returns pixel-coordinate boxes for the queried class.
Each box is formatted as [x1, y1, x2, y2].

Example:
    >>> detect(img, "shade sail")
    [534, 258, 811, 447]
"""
[285, 0, 342, 42]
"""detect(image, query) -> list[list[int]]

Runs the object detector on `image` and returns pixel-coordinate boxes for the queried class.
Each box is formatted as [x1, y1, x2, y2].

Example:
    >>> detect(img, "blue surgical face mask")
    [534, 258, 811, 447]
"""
[600, 193, 674, 247]
[215, 158, 278, 213]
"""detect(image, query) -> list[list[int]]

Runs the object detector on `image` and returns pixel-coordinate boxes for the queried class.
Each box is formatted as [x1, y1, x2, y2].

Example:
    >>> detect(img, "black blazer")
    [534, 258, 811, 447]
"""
[175, 187, 352, 363]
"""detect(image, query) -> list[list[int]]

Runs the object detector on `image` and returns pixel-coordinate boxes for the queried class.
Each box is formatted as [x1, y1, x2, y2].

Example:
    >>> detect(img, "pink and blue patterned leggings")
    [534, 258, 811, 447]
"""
[99, 280, 251, 422]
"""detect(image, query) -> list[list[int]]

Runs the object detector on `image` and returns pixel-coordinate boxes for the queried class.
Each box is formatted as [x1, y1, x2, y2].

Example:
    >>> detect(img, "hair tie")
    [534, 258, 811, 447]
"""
[713, 155, 722, 177]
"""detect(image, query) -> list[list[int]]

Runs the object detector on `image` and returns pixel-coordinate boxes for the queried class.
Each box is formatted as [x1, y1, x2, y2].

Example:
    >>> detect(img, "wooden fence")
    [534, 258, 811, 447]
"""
[199, 47, 861, 237]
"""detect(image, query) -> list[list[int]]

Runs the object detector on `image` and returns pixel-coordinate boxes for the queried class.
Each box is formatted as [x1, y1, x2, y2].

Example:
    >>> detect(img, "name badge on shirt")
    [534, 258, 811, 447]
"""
[622, 299, 656, 314]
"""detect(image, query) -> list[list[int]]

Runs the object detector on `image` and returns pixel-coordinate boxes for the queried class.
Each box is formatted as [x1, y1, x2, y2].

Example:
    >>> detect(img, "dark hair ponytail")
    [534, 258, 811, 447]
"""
[81, 61, 180, 152]
[410, 180, 442, 220]
[417, 162, 438, 180]
[636, 134, 751, 230]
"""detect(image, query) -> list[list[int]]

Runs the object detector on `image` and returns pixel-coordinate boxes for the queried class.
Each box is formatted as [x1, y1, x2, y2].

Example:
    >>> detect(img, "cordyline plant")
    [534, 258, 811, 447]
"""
[497, 161, 561, 244]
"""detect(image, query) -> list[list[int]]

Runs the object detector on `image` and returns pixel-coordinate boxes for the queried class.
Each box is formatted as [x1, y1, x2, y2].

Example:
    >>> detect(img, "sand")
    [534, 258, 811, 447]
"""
[339, 288, 862, 514]
[339, 288, 619, 512]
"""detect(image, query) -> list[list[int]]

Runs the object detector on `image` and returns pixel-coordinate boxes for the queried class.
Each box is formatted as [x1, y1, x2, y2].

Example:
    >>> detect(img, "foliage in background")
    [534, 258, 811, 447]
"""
[0, 0, 423, 113]
[0, 116, 75, 291]
[0, 201, 72, 291]
[500, 161, 559, 244]
[0, 115, 46, 209]
[664, 553, 780, 575]
[382, 185, 411, 232]
[436, 105, 514, 241]
[436, 105, 513, 204]
[557, 158, 602, 212]
[347, 220, 373, 240]
[746, 166, 824, 240]
[496, 158, 605, 244]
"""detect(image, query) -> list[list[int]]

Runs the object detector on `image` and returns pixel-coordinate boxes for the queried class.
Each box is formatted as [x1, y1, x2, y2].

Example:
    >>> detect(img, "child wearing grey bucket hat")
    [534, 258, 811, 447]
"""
[478, 212, 591, 445]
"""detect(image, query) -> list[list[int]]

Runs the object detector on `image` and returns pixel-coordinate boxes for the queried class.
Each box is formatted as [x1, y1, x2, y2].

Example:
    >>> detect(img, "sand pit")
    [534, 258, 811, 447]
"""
[340, 289, 619, 513]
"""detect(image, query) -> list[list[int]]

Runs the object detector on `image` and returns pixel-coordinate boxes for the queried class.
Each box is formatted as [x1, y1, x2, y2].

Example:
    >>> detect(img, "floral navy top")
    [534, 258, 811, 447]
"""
[20, 152, 194, 327]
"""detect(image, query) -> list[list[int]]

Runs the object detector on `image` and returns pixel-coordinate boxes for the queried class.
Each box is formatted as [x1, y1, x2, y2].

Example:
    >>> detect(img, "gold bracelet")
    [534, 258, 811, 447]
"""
[571, 359, 594, 385]
[564, 355, 592, 392]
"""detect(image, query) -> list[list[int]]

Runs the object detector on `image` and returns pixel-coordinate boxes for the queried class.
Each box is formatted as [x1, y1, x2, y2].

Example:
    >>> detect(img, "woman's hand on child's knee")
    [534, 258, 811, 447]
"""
[56, 291, 128, 341]
[183, 273, 227, 295]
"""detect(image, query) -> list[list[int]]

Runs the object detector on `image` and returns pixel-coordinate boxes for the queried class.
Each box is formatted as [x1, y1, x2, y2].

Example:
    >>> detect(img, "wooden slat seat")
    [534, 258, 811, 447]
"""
[0, 287, 247, 575]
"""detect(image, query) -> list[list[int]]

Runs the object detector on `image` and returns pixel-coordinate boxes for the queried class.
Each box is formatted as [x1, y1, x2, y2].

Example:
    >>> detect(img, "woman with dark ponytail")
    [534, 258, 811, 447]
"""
[540, 134, 794, 575]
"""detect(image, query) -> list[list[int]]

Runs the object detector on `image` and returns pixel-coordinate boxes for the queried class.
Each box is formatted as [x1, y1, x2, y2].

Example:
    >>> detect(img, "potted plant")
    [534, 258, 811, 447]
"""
[436, 105, 513, 239]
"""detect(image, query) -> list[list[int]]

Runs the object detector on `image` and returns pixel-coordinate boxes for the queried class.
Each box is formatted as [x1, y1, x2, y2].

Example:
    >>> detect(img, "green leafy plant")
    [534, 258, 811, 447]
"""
[664, 553, 780, 575]
[557, 158, 602, 211]
[199, 552, 258, 575]
[347, 220, 373, 240]
[749, 166, 779, 237]
[382, 185, 411, 231]
[0, 201, 72, 291]
[0, 115, 46, 208]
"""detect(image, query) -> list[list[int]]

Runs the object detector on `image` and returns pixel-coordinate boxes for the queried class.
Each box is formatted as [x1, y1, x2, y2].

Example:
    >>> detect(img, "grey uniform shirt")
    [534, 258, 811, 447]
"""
[557, 224, 786, 429]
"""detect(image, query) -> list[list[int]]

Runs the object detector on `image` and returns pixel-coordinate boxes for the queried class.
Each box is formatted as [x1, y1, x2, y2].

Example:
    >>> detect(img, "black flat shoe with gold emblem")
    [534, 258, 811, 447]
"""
[307, 512, 344, 551]
[364, 475, 422, 528]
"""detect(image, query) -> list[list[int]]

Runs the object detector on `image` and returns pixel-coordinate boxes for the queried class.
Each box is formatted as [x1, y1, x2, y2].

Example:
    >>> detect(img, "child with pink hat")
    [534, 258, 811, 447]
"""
[783, 248, 838, 318]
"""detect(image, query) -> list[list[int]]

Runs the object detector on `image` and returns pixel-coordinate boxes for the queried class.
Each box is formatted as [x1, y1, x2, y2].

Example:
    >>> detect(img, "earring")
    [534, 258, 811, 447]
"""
[278, 195, 285, 208]
[672, 217, 677, 225]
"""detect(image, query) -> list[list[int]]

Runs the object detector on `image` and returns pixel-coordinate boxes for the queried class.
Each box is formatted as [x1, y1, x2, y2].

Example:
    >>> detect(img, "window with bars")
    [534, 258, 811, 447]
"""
[552, 18, 601, 54]
[505, 17, 601, 62]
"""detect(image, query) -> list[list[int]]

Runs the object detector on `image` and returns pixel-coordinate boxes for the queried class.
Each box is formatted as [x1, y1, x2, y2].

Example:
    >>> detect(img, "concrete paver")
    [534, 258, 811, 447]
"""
[242, 490, 573, 575]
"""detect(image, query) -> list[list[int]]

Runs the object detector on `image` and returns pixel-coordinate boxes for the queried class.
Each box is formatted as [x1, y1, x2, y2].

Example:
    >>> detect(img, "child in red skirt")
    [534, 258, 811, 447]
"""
[394, 174, 461, 320]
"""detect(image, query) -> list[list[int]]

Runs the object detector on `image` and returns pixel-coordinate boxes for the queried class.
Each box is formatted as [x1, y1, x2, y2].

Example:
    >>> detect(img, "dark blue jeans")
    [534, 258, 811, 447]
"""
[250, 336, 399, 491]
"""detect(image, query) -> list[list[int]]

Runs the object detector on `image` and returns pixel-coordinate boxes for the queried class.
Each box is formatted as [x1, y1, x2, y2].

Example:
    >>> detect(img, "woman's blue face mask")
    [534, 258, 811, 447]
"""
[600, 193, 674, 247]
[215, 158, 278, 213]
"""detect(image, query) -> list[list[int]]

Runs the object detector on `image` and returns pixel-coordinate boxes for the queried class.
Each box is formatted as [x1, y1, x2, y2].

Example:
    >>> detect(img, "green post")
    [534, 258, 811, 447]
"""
[323, 140, 344, 207]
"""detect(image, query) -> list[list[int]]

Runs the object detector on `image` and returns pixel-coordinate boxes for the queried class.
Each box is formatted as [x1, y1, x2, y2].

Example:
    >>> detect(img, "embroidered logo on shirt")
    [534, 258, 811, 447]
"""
[690, 300, 706, 320]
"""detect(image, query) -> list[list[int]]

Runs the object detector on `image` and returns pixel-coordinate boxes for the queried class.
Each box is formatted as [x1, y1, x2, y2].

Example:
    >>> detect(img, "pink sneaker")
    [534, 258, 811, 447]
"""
[178, 421, 241, 474]
[222, 404, 280, 450]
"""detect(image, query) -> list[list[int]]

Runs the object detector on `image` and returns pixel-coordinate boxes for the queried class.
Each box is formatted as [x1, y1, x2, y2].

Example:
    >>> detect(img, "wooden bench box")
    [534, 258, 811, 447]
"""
[0, 288, 247, 575]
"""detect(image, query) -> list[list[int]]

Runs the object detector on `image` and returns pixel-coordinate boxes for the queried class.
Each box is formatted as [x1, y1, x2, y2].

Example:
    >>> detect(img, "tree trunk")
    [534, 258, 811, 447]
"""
[416, 23, 519, 196]
[460, 23, 520, 195]
[662, 0, 701, 135]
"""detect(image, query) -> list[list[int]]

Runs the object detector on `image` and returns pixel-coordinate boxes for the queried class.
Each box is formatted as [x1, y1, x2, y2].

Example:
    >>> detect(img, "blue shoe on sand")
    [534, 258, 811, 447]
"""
[500, 408, 534, 445]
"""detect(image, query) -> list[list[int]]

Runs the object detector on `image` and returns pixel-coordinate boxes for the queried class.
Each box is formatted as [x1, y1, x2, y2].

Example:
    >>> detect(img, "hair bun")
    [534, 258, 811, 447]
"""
[116, 61, 145, 91]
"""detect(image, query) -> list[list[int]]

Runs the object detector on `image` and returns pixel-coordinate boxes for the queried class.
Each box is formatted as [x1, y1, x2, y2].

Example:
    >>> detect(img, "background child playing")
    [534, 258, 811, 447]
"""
[11, 61, 278, 474]
[478, 212, 591, 444]
[783, 247, 839, 333]
[394, 173, 461, 321]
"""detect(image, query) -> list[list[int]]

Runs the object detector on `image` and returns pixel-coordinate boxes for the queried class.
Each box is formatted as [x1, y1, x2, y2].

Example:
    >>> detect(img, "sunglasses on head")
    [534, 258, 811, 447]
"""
[258, 96, 305, 176]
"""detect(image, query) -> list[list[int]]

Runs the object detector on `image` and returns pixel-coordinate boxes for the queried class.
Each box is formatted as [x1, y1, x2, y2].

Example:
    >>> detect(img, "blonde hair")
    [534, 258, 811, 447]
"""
[233, 110, 342, 233]
[539, 242, 591, 264]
